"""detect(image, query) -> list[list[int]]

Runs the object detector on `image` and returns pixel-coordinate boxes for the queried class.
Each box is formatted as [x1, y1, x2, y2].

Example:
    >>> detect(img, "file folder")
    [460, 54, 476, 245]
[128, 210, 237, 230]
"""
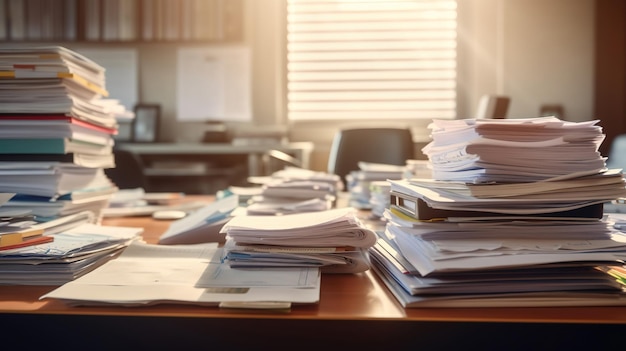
[0, 228, 51, 251]
[389, 191, 605, 221]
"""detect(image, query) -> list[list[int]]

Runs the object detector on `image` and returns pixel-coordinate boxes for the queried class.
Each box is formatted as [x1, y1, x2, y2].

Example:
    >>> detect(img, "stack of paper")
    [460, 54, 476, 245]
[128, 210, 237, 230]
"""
[370, 218, 626, 307]
[245, 167, 340, 215]
[369, 117, 626, 307]
[220, 207, 377, 273]
[0, 212, 143, 285]
[404, 159, 432, 179]
[39, 194, 320, 308]
[269, 166, 343, 188]
[345, 162, 406, 210]
[0, 192, 46, 251]
[422, 116, 606, 182]
[40, 240, 321, 307]
[100, 188, 211, 218]
[0, 46, 112, 125]
[0, 46, 122, 221]
[368, 180, 392, 218]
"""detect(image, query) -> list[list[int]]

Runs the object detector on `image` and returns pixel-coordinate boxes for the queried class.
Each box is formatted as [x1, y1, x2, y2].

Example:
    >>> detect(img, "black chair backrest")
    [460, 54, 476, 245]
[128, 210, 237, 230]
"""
[327, 128, 414, 187]
[105, 149, 150, 190]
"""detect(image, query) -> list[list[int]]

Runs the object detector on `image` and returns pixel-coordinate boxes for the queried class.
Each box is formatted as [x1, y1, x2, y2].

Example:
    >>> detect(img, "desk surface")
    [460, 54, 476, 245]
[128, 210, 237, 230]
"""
[1, 197, 625, 348]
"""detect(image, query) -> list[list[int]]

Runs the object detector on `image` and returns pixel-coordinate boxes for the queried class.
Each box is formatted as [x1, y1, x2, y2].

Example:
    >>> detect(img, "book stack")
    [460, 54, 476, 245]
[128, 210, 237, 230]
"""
[0, 46, 120, 221]
[370, 117, 626, 307]
[220, 207, 377, 274]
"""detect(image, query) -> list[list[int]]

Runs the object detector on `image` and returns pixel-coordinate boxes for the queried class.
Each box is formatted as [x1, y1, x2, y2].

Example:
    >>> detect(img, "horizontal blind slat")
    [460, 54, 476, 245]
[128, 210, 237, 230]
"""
[287, 0, 457, 121]
[289, 70, 456, 80]
[289, 100, 456, 110]
[288, 80, 456, 90]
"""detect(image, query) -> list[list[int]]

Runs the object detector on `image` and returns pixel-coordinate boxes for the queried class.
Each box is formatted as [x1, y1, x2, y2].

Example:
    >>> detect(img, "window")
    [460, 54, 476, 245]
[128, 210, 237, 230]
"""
[286, 0, 457, 121]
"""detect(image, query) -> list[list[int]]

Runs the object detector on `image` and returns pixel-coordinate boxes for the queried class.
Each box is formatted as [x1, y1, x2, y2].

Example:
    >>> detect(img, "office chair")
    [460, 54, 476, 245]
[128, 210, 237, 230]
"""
[475, 94, 510, 119]
[327, 128, 414, 188]
[606, 134, 626, 171]
[105, 149, 150, 190]
[262, 149, 303, 175]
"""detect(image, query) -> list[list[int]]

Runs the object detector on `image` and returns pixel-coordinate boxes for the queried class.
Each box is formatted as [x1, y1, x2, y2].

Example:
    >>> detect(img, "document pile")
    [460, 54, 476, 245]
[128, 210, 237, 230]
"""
[360, 160, 432, 218]
[0, 210, 142, 285]
[41, 240, 320, 307]
[101, 188, 209, 218]
[0, 46, 124, 220]
[368, 180, 392, 218]
[422, 116, 607, 182]
[37, 196, 320, 308]
[0, 192, 43, 250]
[404, 159, 432, 179]
[370, 117, 626, 307]
[245, 167, 341, 215]
[0, 164, 117, 219]
[106, 188, 183, 207]
[345, 162, 406, 210]
[221, 207, 377, 273]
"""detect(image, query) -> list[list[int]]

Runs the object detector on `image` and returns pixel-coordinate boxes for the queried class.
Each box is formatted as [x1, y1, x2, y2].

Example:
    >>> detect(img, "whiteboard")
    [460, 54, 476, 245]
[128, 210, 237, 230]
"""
[176, 46, 251, 122]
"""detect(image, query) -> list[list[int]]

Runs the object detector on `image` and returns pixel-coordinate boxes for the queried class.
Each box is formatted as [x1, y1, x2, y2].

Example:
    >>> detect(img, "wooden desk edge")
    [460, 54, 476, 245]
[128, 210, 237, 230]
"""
[1, 196, 626, 326]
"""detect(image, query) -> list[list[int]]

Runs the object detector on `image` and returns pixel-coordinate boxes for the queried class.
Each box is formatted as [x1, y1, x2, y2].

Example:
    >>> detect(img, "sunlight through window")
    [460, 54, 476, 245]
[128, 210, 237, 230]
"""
[287, 0, 457, 121]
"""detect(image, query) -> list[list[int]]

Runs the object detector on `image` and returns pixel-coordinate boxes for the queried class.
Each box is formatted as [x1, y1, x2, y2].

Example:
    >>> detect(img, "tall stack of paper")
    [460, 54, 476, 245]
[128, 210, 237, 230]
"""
[370, 117, 626, 307]
[422, 116, 606, 182]
[0, 46, 110, 123]
[245, 167, 341, 215]
[0, 46, 121, 220]
[220, 207, 377, 273]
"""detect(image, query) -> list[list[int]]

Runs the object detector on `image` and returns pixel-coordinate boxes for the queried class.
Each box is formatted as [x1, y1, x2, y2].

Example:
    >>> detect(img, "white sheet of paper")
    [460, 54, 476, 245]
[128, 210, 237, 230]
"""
[40, 241, 321, 306]
[221, 207, 356, 232]
[160, 195, 238, 241]
[197, 264, 319, 288]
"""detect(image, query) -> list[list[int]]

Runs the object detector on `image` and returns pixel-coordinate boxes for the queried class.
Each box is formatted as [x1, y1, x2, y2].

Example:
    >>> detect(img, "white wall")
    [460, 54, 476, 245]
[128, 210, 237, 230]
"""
[458, 0, 594, 122]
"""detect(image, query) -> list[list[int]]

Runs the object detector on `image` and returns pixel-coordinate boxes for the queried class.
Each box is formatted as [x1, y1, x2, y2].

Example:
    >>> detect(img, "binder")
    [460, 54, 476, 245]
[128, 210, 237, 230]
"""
[389, 191, 605, 221]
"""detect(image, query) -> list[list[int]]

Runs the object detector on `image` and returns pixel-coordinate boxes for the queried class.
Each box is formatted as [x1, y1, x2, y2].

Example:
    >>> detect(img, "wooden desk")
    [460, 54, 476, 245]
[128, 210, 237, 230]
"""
[1, 202, 625, 349]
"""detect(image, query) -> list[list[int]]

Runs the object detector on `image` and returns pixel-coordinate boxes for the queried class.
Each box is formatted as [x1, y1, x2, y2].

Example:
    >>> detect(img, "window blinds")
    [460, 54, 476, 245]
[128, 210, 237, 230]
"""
[286, 0, 457, 121]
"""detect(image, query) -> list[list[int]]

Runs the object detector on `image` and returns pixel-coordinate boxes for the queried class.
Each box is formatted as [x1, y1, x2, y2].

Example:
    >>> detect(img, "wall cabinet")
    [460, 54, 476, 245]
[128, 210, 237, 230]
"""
[0, 0, 243, 43]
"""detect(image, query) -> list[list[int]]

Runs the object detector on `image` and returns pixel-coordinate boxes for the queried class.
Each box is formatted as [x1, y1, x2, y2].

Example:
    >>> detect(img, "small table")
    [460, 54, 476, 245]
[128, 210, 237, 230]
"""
[116, 142, 314, 177]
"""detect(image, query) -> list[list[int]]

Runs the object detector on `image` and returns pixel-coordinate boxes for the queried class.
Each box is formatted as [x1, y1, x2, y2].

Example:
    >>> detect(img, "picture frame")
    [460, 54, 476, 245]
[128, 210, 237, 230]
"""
[132, 104, 161, 143]
[113, 119, 133, 142]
